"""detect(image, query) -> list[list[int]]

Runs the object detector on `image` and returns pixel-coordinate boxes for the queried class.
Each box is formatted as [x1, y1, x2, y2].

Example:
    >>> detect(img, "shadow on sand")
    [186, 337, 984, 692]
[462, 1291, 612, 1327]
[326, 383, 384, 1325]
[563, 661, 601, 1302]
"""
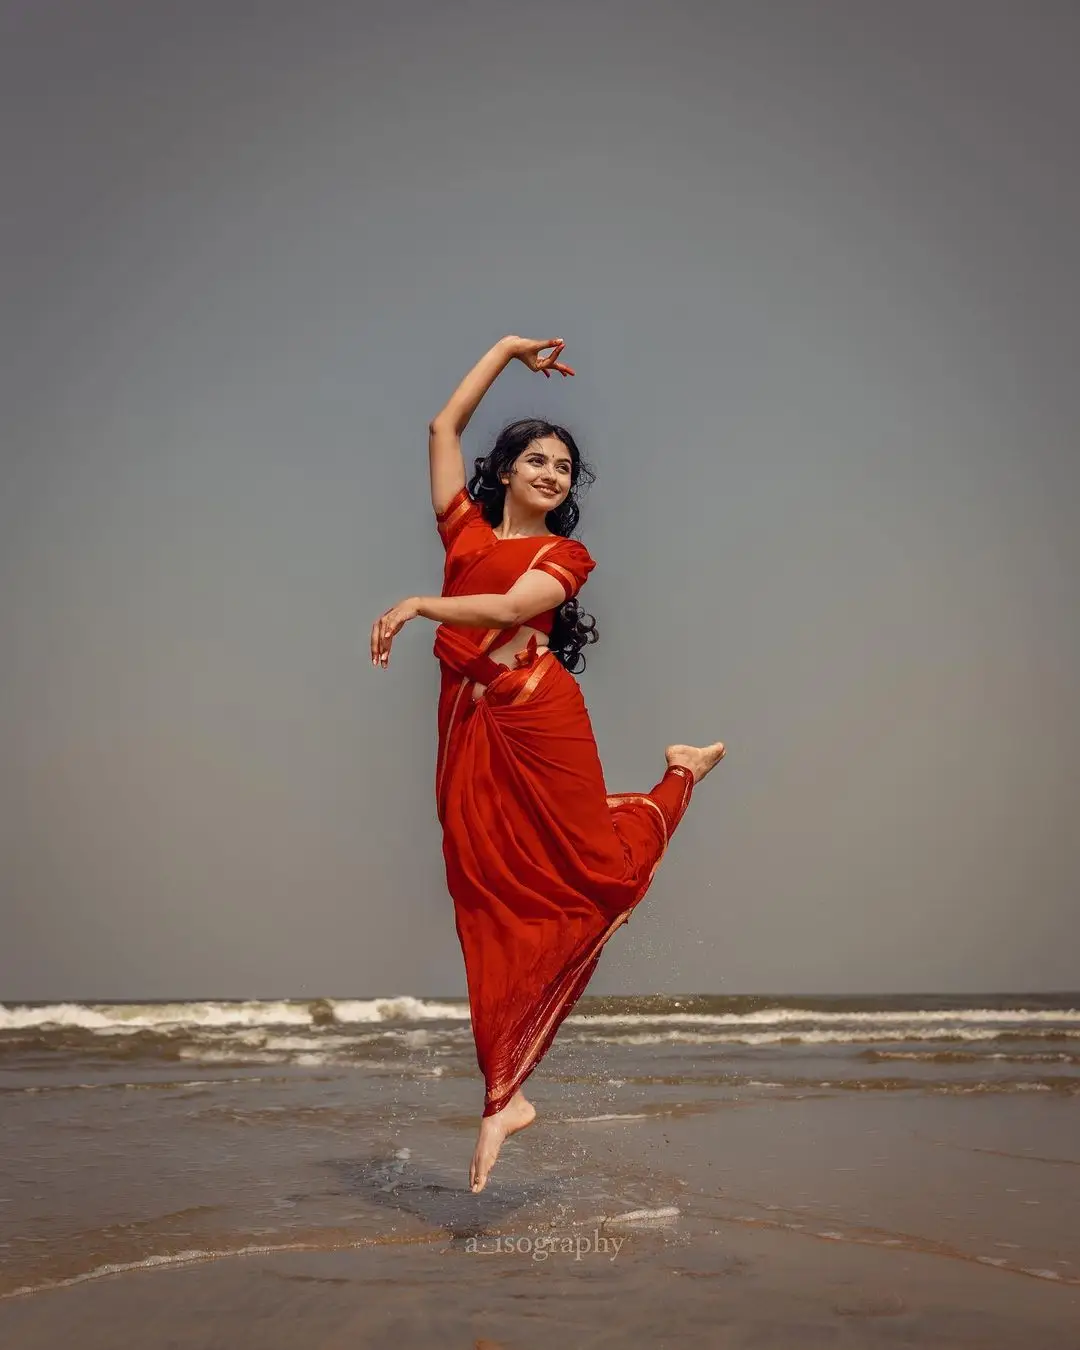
[320, 1152, 565, 1241]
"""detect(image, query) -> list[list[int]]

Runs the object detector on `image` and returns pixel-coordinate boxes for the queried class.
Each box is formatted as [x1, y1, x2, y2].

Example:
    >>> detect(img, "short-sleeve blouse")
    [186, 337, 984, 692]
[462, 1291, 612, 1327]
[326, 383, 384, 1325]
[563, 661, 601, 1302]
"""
[434, 487, 595, 635]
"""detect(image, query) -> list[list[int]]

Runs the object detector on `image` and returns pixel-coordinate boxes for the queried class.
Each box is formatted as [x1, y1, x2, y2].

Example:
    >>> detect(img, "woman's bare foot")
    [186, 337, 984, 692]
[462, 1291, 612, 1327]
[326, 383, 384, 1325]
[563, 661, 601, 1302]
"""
[665, 741, 726, 784]
[469, 1089, 536, 1193]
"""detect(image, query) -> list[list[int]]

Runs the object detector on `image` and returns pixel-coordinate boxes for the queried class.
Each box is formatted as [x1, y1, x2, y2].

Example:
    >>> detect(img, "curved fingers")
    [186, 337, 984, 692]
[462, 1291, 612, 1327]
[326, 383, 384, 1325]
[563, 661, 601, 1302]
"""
[371, 610, 401, 667]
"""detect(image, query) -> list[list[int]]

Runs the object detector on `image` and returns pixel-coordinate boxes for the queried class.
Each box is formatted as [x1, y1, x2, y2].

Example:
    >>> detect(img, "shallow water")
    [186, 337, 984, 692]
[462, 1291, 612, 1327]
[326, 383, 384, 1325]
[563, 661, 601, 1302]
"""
[1, 994, 1077, 1345]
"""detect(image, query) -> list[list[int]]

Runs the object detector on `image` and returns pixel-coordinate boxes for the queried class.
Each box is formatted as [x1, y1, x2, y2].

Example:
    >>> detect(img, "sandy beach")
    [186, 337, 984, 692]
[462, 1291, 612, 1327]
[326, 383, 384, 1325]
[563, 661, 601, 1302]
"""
[1, 994, 1077, 1346]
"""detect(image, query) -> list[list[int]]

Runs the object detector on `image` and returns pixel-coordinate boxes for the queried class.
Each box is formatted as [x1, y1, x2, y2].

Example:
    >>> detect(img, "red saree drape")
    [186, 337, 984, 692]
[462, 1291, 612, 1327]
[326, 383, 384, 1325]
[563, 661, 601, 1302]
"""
[433, 488, 694, 1117]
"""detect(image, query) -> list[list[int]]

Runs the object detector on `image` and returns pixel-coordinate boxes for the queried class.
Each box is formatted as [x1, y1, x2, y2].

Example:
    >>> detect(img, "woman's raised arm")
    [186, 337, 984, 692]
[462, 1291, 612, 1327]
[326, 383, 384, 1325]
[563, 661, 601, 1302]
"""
[428, 335, 573, 514]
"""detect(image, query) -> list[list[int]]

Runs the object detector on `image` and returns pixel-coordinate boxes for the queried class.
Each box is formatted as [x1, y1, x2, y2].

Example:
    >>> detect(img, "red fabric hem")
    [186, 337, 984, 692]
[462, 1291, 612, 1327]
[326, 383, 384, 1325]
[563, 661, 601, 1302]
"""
[434, 485, 471, 521]
[481, 910, 631, 1117]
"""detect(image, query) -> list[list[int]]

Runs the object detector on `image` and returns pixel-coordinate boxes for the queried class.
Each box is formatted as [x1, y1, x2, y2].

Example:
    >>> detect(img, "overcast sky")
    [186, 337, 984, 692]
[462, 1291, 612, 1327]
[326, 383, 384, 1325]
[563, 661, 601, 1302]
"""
[2, 0, 1077, 1001]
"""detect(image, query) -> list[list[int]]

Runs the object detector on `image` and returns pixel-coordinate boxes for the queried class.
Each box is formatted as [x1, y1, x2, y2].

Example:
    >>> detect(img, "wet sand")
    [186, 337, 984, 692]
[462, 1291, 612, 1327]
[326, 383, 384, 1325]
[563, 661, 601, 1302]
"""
[2, 1075, 1077, 1347]
[1, 1219, 1077, 1350]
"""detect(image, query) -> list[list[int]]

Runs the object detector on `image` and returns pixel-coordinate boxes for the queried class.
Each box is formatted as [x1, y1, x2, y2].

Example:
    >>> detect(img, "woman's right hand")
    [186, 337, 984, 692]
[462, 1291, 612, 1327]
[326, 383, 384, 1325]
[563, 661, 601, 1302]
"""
[506, 336, 576, 379]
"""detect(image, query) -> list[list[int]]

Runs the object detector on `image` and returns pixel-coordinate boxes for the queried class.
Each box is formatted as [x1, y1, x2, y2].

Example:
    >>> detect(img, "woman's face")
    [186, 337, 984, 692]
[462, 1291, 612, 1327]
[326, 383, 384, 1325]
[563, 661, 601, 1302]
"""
[504, 437, 573, 514]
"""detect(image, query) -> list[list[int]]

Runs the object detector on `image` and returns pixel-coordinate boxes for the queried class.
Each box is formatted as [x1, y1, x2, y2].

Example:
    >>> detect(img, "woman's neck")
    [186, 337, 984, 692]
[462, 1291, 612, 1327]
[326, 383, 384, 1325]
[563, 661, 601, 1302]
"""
[493, 502, 551, 539]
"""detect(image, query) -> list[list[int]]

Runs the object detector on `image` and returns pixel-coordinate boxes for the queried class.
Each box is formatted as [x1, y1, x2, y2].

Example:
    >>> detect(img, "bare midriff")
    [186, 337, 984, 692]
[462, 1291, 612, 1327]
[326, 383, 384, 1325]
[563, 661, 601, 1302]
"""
[470, 623, 550, 701]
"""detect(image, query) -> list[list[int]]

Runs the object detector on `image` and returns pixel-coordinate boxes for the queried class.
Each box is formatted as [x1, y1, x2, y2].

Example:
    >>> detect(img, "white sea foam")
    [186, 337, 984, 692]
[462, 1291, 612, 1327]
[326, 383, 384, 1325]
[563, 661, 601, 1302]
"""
[568, 1008, 1080, 1027]
[0, 1240, 342, 1302]
[330, 997, 467, 1023]
[560, 1112, 649, 1122]
[177, 1048, 289, 1064]
[572, 1027, 1080, 1046]
[242, 1033, 359, 1051]
[2, 997, 1075, 1043]
[602, 1206, 680, 1228]
[0, 996, 469, 1032]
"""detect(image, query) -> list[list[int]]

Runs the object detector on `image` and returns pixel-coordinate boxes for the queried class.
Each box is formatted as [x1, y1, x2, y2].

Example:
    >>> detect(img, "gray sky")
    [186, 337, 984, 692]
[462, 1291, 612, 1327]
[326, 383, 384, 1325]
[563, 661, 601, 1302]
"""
[2, 0, 1077, 1000]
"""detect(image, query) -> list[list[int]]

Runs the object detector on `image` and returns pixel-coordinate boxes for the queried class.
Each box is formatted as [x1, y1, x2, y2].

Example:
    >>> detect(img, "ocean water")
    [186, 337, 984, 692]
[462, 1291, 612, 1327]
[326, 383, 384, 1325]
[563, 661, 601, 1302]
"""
[4, 991, 1078, 1088]
[2, 990, 1078, 1336]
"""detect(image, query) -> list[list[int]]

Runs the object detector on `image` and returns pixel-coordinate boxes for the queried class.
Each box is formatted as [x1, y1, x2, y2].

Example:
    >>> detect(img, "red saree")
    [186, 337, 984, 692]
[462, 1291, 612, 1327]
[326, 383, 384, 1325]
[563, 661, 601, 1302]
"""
[433, 487, 694, 1117]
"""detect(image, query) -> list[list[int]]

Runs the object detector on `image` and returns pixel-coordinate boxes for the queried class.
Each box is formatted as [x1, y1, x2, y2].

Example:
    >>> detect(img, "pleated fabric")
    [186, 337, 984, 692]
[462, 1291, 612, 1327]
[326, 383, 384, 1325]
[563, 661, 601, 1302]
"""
[433, 488, 694, 1116]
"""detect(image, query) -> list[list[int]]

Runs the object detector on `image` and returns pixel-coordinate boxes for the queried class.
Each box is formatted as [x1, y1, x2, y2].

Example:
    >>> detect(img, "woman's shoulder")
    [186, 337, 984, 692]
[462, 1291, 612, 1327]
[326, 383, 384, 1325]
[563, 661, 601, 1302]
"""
[436, 487, 490, 551]
[530, 534, 596, 598]
[544, 534, 594, 564]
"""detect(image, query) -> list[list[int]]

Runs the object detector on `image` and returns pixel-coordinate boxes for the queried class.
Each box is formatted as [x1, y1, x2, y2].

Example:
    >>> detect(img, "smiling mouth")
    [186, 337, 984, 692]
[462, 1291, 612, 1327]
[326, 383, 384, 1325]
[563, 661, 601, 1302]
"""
[536, 486, 559, 497]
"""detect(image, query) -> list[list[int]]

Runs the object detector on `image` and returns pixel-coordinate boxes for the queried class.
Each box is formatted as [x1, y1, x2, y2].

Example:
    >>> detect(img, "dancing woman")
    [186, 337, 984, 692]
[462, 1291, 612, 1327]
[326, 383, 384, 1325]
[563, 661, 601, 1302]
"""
[371, 335, 725, 1192]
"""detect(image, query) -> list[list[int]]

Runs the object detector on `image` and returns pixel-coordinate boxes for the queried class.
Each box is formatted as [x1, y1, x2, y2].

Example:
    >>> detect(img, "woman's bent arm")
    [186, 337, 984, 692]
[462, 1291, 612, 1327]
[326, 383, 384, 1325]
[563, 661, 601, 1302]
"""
[428, 335, 572, 515]
[415, 569, 565, 628]
[372, 570, 566, 666]
[414, 593, 518, 629]
[429, 337, 519, 514]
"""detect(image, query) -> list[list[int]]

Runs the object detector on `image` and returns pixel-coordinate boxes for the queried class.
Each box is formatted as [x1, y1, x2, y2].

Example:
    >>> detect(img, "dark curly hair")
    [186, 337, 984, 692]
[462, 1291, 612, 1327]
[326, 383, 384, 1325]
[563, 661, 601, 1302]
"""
[466, 418, 598, 673]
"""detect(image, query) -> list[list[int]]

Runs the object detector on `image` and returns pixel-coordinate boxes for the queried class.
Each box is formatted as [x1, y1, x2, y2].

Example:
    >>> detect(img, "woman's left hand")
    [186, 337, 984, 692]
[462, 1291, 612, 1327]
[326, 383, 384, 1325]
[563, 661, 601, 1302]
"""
[371, 597, 419, 668]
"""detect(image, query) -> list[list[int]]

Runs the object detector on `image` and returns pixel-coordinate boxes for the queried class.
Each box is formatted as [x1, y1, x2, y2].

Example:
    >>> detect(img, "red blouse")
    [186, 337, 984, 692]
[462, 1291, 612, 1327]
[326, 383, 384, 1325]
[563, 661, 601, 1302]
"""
[435, 486, 595, 635]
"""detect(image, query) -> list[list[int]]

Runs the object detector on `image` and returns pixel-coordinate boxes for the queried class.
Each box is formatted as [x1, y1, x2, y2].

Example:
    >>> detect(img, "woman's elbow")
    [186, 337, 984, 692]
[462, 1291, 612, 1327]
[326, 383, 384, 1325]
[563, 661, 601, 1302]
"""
[494, 596, 523, 628]
[501, 598, 559, 628]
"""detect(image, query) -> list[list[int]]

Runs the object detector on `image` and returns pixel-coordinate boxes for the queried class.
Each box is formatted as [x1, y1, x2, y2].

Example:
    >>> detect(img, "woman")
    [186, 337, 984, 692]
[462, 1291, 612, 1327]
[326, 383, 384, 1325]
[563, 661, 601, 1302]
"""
[371, 334, 726, 1193]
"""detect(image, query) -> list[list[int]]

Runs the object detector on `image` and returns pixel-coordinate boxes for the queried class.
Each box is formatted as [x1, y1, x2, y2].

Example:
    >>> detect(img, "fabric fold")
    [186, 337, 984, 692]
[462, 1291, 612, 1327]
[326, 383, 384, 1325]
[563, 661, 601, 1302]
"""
[432, 490, 695, 1116]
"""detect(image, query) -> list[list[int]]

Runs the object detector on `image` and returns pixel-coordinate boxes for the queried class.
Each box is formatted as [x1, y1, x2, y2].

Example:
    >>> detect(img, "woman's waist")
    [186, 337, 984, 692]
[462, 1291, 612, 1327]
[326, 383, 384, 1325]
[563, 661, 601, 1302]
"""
[435, 623, 553, 684]
[488, 624, 551, 667]
[437, 640, 573, 717]
[434, 609, 554, 654]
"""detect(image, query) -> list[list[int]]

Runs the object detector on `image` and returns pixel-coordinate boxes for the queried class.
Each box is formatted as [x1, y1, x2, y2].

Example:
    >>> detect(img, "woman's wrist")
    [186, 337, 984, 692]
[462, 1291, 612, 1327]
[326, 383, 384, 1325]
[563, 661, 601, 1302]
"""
[415, 595, 449, 622]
